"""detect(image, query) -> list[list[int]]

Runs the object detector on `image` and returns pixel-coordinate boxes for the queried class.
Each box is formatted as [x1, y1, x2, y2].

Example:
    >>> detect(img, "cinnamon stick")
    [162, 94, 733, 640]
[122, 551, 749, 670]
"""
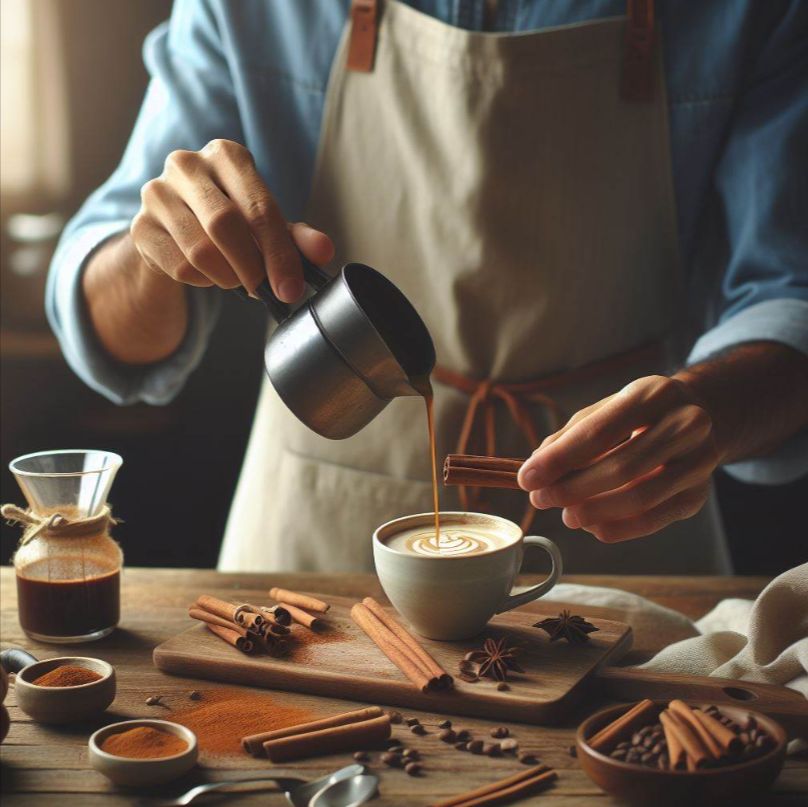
[670, 700, 723, 760]
[692, 708, 743, 757]
[205, 623, 254, 653]
[443, 467, 522, 490]
[660, 707, 686, 769]
[446, 454, 525, 473]
[196, 594, 239, 622]
[431, 766, 556, 807]
[270, 587, 330, 613]
[660, 710, 710, 771]
[242, 706, 384, 756]
[262, 714, 391, 762]
[282, 602, 322, 630]
[188, 606, 250, 638]
[362, 597, 452, 688]
[588, 699, 657, 752]
[259, 605, 292, 627]
[351, 603, 433, 693]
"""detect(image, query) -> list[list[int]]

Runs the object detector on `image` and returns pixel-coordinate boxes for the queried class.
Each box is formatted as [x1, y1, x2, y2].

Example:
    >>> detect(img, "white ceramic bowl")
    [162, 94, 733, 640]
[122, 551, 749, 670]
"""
[89, 719, 198, 786]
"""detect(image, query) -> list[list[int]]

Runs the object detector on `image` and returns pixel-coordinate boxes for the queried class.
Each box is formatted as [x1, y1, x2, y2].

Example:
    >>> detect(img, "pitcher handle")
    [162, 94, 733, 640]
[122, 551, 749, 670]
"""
[496, 535, 562, 614]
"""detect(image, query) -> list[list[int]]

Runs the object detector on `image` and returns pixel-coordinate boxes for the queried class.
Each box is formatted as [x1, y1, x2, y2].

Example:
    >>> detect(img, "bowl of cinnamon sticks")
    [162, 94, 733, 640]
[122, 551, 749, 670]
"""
[575, 699, 786, 805]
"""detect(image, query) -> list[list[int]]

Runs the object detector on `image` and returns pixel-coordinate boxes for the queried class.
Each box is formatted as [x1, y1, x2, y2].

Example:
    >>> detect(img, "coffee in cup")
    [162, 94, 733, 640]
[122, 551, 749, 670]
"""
[373, 511, 562, 640]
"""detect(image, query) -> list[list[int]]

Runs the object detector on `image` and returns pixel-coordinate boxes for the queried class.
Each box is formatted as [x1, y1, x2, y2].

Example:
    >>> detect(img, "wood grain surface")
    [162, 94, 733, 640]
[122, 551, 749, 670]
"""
[154, 596, 633, 723]
[2, 568, 806, 806]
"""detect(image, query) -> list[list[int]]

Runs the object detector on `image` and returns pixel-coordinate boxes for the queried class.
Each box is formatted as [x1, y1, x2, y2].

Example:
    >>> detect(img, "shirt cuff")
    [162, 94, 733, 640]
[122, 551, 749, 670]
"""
[686, 298, 808, 486]
[46, 221, 221, 406]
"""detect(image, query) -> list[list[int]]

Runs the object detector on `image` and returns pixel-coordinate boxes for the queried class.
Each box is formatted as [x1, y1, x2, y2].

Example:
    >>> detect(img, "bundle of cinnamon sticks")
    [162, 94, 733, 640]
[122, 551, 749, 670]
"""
[189, 595, 293, 655]
[430, 764, 557, 807]
[242, 705, 390, 762]
[443, 455, 525, 491]
[268, 587, 330, 630]
[351, 597, 453, 693]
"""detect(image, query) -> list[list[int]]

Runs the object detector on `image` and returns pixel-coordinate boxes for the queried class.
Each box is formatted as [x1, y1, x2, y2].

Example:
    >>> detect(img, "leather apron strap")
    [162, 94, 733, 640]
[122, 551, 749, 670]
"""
[432, 341, 665, 531]
[347, 0, 656, 102]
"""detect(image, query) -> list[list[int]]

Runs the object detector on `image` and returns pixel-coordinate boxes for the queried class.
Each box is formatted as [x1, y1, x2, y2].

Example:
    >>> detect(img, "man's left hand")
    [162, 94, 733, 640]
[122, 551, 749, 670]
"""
[517, 375, 721, 543]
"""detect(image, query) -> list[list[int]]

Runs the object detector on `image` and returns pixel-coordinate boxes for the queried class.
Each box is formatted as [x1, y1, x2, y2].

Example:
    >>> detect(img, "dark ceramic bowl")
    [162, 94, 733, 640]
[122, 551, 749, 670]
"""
[576, 701, 787, 806]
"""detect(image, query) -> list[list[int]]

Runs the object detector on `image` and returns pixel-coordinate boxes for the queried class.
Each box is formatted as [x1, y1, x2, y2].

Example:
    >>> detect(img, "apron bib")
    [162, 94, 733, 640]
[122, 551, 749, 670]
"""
[219, 0, 731, 575]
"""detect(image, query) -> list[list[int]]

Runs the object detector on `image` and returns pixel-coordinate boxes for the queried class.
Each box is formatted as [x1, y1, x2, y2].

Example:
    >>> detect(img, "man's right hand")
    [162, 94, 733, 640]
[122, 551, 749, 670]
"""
[131, 139, 333, 301]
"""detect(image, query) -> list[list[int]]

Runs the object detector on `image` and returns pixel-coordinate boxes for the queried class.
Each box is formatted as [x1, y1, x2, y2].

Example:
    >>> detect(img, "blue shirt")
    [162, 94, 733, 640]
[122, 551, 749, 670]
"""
[47, 0, 808, 485]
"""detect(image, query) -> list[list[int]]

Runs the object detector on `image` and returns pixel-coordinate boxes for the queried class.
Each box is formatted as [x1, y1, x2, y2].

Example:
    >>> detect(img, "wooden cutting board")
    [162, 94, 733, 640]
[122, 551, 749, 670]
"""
[153, 594, 632, 724]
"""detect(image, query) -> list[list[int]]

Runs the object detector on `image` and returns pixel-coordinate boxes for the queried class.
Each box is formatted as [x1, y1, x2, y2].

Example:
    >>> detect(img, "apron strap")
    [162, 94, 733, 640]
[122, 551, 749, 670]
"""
[433, 341, 665, 531]
[622, 0, 655, 102]
[347, 0, 379, 73]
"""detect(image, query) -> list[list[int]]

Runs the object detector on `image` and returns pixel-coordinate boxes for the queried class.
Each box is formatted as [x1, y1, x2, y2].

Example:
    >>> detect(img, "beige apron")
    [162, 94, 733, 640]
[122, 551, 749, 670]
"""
[219, 0, 731, 575]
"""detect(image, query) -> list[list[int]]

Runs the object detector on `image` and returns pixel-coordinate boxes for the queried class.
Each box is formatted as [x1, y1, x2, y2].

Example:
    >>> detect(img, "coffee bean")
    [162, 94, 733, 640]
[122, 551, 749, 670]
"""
[610, 748, 627, 760]
[353, 751, 370, 762]
[640, 752, 655, 764]
[405, 762, 422, 776]
[458, 673, 480, 683]
[639, 725, 653, 737]
[490, 726, 509, 739]
[455, 742, 468, 751]
[438, 729, 456, 743]
[626, 750, 641, 763]
[616, 741, 631, 750]
[755, 734, 771, 750]
[567, 744, 577, 758]
[518, 753, 538, 765]
[438, 719, 452, 729]
[631, 732, 643, 746]
[483, 743, 501, 757]
[497, 682, 510, 691]
[145, 696, 163, 706]
[468, 740, 484, 755]
[381, 752, 402, 767]
[456, 730, 472, 742]
[403, 748, 420, 760]
[501, 739, 519, 752]
[651, 743, 664, 755]
[388, 711, 403, 724]
[410, 724, 426, 735]
[188, 691, 202, 701]
[406, 717, 420, 726]
[388, 744, 405, 753]
[642, 735, 655, 749]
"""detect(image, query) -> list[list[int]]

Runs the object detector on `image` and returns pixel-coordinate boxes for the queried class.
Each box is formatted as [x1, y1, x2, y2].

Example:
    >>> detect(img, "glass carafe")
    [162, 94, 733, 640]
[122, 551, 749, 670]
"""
[10, 450, 123, 643]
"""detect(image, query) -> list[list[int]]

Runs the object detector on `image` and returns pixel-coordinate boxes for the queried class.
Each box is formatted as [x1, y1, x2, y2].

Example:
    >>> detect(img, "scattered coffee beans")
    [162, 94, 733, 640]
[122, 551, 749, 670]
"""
[456, 729, 472, 742]
[468, 740, 484, 755]
[188, 691, 202, 701]
[496, 682, 510, 691]
[438, 719, 452, 729]
[501, 738, 519, 753]
[388, 711, 403, 724]
[483, 742, 501, 757]
[353, 751, 370, 762]
[405, 762, 422, 776]
[518, 753, 539, 765]
[410, 724, 426, 735]
[438, 728, 457, 743]
[455, 742, 469, 751]
[403, 748, 420, 760]
[406, 717, 420, 726]
[490, 726, 509, 739]
[145, 695, 164, 706]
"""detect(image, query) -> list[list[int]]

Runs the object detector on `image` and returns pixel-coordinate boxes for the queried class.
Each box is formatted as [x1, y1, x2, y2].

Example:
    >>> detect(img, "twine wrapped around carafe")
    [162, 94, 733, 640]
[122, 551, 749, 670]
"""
[1, 504, 119, 548]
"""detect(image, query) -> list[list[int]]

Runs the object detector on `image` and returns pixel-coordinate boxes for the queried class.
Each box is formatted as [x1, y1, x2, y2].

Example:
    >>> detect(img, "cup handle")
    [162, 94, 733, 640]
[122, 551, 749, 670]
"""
[496, 535, 563, 614]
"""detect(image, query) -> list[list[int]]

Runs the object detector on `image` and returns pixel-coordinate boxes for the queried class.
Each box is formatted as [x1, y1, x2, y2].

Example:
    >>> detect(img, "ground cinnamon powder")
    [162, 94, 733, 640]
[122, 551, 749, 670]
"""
[101, 726, 188, 759]
[32, 665, 103, 687]
[168, 689, 315, 756]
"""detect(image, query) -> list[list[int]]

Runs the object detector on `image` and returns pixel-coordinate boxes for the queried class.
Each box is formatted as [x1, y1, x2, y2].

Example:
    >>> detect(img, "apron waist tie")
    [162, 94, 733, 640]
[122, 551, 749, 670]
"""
[432, 341, 666, 532]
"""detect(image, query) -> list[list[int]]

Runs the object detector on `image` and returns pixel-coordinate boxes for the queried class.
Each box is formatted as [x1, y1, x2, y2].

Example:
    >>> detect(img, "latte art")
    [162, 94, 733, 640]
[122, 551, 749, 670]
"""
[385, 524, 509, 557]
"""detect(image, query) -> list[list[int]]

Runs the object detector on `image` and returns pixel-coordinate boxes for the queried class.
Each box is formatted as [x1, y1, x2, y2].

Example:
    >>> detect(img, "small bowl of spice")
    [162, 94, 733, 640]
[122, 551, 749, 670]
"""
[1, 649, 116, 724]
[576, 699, 787, 806]
[89, 719, 198, 786]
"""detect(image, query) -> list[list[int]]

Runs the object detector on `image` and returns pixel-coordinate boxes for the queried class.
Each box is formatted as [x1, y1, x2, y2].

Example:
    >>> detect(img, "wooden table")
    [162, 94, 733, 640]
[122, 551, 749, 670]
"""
[1, 568, 805, 805]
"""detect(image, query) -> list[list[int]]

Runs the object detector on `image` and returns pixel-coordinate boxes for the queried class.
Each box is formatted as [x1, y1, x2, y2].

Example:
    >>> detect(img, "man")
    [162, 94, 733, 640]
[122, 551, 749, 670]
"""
[48, 0, 808, 574]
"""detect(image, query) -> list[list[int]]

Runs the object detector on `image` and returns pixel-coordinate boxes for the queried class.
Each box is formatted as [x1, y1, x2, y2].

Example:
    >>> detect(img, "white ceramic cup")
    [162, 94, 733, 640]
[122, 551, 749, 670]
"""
[373, 511, 563, 640]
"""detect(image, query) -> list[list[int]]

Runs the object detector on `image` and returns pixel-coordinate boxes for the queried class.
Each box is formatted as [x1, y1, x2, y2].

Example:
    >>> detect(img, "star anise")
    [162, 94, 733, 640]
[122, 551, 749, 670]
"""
[533, 610, 599, 645]
[465, 637, 525, 681]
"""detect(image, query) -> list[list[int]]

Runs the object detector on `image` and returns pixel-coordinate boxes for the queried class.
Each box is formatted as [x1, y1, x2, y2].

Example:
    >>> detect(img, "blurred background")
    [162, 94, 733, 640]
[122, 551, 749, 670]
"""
[0, 0, 804, 574]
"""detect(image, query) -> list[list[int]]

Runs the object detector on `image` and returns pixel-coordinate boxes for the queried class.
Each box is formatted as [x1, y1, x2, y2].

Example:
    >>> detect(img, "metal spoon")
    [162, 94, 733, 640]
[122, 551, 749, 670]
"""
[140, 764, 366, 807]
[309, 774, 379, 807]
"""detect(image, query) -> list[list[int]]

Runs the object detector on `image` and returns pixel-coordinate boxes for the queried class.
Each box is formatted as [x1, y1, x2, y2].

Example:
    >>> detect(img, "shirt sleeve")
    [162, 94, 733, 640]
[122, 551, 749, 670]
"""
[685, 3, 808, 485]
[46, 0, 242, 405]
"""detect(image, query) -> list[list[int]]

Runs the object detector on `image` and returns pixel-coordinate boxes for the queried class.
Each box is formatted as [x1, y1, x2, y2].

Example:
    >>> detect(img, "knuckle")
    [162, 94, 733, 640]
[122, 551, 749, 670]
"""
[164, 148, 197, 173]
[187, 239, 220, 270]
[204, 138, 250, 162]
[681, 404, 712, 435]
[141, 178, 167, 205]
[243, 194, 274, 226]
[205, 205, 240, 241]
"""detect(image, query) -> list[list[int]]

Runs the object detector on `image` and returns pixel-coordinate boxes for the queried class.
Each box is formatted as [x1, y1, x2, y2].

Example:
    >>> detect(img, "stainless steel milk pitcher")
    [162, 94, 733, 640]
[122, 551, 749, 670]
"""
[236, 259, 435, 439]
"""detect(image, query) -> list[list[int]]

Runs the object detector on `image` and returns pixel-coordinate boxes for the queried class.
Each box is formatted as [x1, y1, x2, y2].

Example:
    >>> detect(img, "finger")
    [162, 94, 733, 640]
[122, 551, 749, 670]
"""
[582, 483, 710, 543]
[143, 178, 240, 288]
[203, 140, 304, 302]
[562, 442, 716, 528]
[166, 151, 268, 293]
[131, 210, 213, 287]
[288, 222, 335, 266]
[519, 377, 683, 490]
[533, 400, 608, 453]
[529, 406, 713, 508]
